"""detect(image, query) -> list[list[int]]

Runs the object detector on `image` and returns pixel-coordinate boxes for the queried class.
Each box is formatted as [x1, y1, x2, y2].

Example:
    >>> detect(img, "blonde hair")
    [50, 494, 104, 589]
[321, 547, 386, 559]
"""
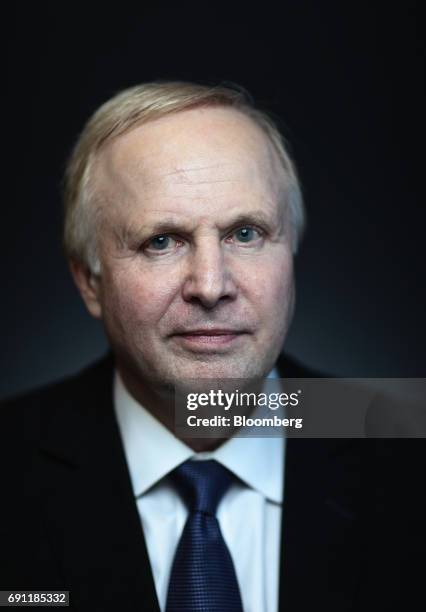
[63, 81, 305, 272]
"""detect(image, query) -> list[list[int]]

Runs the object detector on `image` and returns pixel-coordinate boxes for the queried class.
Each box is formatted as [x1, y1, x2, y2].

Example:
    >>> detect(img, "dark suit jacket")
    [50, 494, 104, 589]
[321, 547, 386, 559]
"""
[1, 354, 424, 611]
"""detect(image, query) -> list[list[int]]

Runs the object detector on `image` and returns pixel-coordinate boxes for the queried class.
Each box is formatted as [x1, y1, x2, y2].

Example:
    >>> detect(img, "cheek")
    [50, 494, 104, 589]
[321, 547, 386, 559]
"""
[101, 266, 180, 329]
[239, 252, 294, 313]
[272, 259, 294, 307]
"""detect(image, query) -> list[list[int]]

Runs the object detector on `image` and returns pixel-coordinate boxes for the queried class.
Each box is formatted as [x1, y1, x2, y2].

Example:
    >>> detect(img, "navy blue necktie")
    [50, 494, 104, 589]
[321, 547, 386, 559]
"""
[165, 459, 244, 612]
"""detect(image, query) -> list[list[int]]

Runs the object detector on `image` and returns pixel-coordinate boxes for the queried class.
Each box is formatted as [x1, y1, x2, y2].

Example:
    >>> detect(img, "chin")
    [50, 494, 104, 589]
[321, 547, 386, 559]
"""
[167, 359, 273, 400]
[168, 355, 270, 383]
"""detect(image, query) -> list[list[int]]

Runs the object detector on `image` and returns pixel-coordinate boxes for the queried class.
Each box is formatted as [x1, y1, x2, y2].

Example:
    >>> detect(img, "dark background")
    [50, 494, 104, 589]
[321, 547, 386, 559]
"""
[3, 1, 425, 398]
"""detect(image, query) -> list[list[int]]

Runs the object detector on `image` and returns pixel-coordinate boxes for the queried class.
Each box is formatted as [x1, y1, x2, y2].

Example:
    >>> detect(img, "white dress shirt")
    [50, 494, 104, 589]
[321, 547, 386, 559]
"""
[114, 370, 285, 612]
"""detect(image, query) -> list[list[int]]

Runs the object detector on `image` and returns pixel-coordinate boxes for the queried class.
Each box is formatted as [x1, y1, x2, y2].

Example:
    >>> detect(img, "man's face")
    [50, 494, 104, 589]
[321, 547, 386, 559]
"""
[83, 106, 295, 391]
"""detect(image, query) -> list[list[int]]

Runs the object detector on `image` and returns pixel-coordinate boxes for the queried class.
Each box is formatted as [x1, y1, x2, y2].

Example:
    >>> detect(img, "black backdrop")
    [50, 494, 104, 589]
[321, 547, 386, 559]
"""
[3, 1, 425, 398]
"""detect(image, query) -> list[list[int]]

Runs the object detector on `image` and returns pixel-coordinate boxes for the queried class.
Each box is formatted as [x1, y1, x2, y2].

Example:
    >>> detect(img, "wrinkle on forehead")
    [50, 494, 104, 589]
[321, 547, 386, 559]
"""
[158, 163, 229, 179]
[135, 162, 245, 189]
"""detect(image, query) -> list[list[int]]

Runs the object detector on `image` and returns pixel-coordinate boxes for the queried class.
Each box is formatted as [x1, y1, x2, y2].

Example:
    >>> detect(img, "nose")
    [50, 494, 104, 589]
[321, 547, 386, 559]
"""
[182, 238, 237, 309]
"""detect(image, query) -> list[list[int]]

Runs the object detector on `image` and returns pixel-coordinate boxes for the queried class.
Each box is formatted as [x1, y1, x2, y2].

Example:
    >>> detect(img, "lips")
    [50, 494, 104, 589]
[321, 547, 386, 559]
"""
[170, 328, 248, 351]
[175, 329, 244, 336]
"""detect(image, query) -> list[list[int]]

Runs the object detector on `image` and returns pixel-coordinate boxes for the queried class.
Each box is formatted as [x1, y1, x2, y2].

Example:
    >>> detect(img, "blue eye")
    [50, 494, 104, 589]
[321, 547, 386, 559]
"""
[143, 234, 184, 256]
[234, 227, 256, 242]
[150, 235, 171, 250]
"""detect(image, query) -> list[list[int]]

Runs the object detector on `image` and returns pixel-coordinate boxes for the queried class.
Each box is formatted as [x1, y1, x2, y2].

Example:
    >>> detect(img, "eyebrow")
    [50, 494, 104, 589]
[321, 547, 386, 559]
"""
[220, 211, 278, 230]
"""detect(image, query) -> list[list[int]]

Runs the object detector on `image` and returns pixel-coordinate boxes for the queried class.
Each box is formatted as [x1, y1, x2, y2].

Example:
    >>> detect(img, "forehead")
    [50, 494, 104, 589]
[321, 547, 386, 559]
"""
[92, 106, 284, 222]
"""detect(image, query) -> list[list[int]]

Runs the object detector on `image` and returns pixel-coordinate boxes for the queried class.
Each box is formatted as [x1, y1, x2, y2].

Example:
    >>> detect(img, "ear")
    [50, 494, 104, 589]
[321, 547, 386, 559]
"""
[68, 258, 102, 319]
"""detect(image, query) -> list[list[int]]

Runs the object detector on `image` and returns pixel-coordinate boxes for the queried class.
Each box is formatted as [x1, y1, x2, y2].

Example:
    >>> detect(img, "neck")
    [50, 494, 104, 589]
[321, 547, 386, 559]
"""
[117, 365, 228, 452]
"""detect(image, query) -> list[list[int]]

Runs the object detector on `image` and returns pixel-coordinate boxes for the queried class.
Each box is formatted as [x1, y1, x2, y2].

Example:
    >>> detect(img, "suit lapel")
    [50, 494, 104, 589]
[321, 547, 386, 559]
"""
[276, 355, 363, 610]
[38, 357, 160, 612]
[279, 439, 363, 611]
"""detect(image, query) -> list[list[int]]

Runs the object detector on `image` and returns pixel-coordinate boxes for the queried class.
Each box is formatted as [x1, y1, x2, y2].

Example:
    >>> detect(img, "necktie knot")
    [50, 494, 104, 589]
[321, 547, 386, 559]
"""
[170, 459, 234, 515]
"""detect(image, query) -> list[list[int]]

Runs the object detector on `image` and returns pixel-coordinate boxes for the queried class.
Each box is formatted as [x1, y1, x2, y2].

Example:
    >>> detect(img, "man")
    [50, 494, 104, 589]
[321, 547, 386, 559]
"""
[1, 82, 424, 611]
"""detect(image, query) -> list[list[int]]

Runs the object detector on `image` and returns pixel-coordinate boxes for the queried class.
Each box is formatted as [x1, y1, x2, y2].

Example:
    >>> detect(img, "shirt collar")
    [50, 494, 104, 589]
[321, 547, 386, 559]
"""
[114, 368, 284, 504]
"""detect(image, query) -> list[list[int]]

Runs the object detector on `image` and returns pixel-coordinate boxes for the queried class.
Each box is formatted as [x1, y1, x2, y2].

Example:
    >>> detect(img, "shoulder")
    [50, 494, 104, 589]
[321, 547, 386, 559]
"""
[0, 353, 114, 440]
[276, 352, 328, 378]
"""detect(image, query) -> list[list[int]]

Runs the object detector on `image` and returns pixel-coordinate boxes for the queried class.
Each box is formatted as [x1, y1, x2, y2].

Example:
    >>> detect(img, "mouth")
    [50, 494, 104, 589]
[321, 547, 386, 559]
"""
[170, 329, 249, 352]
